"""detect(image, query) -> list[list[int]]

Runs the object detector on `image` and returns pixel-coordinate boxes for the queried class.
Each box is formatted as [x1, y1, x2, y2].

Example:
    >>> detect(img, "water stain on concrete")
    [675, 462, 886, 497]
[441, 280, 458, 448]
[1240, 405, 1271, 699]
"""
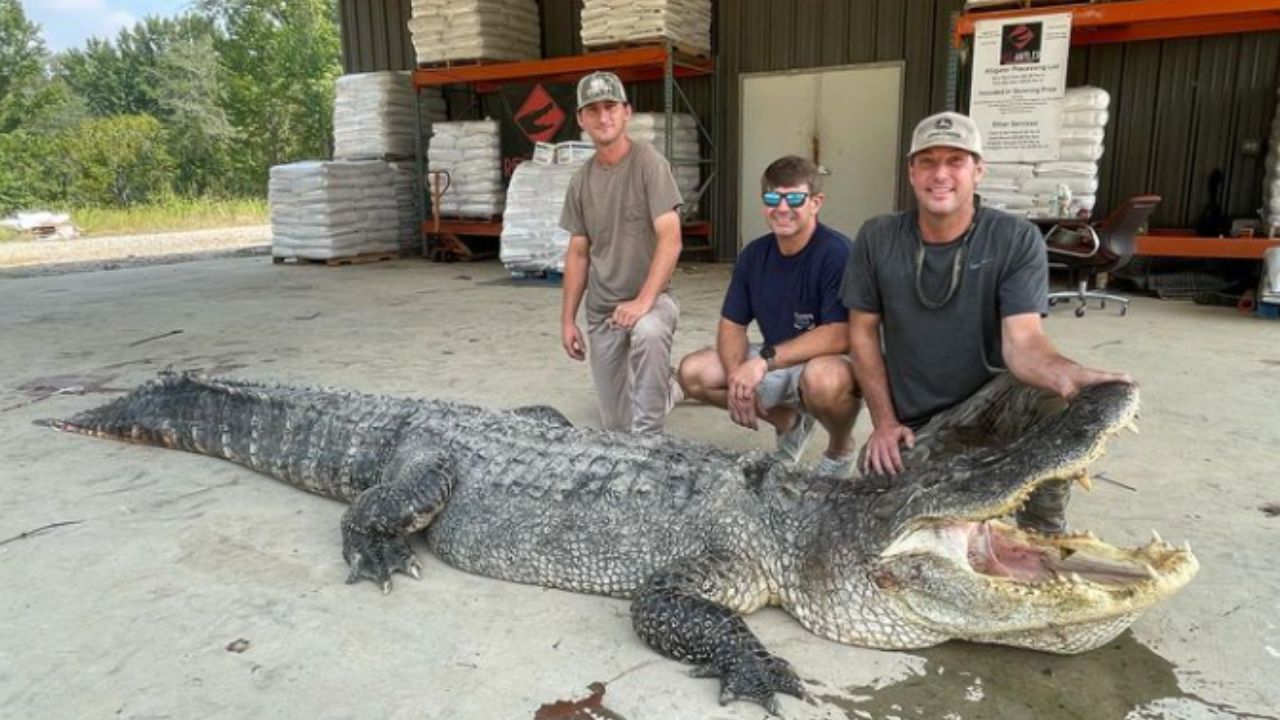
[820, 633, 1273, 719]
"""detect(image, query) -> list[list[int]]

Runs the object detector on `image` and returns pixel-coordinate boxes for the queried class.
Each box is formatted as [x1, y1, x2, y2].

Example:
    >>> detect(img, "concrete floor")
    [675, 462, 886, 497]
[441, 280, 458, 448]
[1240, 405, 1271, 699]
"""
[1, 255, 1276, 719]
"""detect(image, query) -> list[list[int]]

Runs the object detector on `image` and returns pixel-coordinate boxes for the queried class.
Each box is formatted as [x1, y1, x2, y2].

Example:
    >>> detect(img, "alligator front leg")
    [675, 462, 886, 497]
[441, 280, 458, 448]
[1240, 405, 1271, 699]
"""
[631, 554, 804, 715]
[341, 444, 455, 594]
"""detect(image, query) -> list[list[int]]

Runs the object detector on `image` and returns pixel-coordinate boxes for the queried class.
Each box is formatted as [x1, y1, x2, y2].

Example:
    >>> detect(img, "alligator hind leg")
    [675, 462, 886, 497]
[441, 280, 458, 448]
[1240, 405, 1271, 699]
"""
[631, 553, 803, 715]
[341, 443, 455, 594]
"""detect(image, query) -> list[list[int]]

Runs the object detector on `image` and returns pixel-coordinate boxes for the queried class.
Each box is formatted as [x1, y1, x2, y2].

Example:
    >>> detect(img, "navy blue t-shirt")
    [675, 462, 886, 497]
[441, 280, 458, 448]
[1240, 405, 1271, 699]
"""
[721, 223, 853, 346]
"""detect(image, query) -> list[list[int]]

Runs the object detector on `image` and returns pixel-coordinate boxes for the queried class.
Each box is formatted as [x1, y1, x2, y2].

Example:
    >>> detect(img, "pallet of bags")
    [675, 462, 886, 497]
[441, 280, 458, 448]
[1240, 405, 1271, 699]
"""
[333, 72, 446, 160]
[977, 87, 1108, 220]
[387, 161, 423, 255]
[269, 161, 401, 261]
[427, 120, 505, 219]
[1262, 87, 1280, 237]
[409, 0, 541, 65]
[500, 144, 593, 275]
[580, 0, 712, 57]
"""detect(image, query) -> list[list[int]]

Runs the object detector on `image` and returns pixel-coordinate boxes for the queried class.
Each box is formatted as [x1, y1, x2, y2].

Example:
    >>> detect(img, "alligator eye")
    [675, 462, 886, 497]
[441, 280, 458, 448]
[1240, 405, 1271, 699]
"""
[870, 568, 900, 590]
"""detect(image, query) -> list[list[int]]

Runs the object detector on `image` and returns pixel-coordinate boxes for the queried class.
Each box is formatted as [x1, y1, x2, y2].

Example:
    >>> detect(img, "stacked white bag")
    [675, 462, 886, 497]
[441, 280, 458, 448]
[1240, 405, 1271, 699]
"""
[269, 161, 401, 260]
[500, 143, 594, 274]
[333, 72, 447, 160]
[978, 86, 1109, 220]
[409, 0, 541, 65]
[583, 112, 702, 212]
[387, 161, 423, 254]
[1263, 87, 1280, 237]
[428, 120, 505, 218]
[580, 0, 712, 57]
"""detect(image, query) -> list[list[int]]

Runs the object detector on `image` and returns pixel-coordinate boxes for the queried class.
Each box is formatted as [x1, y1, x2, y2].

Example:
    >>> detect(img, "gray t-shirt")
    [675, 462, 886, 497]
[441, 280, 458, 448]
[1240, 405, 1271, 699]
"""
[841, 204, 1047, 427]
[560, 141, 683, 324]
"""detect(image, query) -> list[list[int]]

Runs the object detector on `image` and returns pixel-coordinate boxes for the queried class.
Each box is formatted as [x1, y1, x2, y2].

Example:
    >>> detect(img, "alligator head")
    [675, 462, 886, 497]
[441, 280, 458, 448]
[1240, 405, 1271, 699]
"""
[794, 381, 1199, 654]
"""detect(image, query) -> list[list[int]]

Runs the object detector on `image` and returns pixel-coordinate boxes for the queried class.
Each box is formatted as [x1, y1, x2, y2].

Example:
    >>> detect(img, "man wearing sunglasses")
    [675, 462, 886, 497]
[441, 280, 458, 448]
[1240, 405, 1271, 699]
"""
[841, 111, 1130, 533]
[560, 71, 685, 434]
[677, 156, 860, 476]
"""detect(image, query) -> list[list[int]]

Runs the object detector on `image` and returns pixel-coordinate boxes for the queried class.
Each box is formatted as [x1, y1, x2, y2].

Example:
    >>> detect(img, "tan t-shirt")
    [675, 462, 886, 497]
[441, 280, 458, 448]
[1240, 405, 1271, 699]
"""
[560, 140, 683, 323]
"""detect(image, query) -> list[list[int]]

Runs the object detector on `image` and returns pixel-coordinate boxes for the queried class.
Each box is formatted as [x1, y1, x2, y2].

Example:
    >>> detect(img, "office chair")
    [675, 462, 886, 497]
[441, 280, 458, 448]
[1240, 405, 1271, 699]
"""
[1045, 194, 1162, 317]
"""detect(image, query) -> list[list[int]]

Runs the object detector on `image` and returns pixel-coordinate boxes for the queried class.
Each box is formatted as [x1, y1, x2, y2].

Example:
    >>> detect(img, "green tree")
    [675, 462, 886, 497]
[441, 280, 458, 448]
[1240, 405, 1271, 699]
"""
[65, 115, 173, 205]
[198, 0, 341, 194]
[0, 0, 50, 133]
[155, 35, 234, 196]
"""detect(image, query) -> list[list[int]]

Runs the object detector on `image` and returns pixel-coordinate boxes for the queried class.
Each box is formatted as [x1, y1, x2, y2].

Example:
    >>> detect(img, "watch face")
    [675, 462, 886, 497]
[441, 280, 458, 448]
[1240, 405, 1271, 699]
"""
[761, 345, 775, 360]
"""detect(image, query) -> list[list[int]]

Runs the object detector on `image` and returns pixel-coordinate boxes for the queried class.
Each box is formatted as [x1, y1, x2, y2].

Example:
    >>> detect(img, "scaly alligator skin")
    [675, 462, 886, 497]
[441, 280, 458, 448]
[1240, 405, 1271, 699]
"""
[48, 372, 1198, 713]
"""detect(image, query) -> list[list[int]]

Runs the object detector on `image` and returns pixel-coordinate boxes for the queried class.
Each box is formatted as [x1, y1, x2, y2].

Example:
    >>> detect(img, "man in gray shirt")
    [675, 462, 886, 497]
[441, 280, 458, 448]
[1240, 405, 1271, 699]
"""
[560, 71, 684, 434]
[842, 111, 1130, 533]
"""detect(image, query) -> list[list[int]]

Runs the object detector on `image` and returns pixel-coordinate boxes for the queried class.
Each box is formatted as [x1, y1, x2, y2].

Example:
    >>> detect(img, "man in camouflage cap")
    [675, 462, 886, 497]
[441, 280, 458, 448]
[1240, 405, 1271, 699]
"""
[559, 71, 685, 434]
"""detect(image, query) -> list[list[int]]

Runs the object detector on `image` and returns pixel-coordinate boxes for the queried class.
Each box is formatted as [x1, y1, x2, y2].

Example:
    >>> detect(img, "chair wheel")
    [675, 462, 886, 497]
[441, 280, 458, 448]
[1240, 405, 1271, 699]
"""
[1100, 300, 1107, 309]
[1048, 297, 1058, 307]
[1120, 305, 1128, 316]
[1075, 306, 1086, 317]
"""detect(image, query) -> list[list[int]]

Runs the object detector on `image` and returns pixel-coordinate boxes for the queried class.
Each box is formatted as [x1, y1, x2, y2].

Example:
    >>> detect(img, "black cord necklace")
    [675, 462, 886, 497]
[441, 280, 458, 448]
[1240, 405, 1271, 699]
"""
[914, 216, 978, 310]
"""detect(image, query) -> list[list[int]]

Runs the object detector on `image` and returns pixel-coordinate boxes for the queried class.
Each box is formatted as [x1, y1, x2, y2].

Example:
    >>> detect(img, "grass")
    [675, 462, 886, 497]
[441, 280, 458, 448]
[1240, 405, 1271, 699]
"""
[0, 197, 268, 241]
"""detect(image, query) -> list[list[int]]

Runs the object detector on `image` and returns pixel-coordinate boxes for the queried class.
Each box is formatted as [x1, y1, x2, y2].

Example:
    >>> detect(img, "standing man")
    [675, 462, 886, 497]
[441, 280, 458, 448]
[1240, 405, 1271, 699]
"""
[560, 71, 685, 434]
[678, 156, 860, 475]
[843, 111, 1130, 532]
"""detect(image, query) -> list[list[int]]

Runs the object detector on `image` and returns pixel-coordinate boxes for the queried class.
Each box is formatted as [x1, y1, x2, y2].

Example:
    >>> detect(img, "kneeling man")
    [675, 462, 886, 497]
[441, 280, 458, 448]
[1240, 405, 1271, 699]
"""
[677, 156, 860, 475]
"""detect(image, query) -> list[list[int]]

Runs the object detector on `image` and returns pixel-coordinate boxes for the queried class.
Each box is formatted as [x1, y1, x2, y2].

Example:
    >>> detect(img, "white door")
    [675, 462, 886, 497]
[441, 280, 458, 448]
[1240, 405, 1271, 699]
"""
[739, 63, 903, 247]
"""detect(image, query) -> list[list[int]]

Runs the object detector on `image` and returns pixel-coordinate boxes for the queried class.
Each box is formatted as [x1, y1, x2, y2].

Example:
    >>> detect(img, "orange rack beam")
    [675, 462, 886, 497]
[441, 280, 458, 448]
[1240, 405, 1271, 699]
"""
[955, 0, 1280, 47]
[1135, 232, 1280, 259]
[412, 46, 714, 93]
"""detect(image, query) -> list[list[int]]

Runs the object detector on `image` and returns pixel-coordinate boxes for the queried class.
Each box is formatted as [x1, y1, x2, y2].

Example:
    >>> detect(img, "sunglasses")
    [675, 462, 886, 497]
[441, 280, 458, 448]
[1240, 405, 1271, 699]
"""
[762, 191, 811, 208]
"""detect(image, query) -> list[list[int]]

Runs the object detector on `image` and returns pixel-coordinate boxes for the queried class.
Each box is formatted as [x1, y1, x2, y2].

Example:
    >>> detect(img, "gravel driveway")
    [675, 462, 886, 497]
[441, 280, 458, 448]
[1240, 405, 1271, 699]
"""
[0, 225, 271, 277]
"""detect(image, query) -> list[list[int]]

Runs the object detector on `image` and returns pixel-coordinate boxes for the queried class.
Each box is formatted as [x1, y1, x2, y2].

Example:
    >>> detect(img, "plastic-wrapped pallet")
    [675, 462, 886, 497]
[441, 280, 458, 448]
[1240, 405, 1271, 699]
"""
[582, 112, 701, 212]
[269, 161, 401, 260]
[387, 161, 423, 255]
[409, 0, 541, 65]
[1263, 87, 1280, 237]
[979, 87, 1108, 221]
[581, 0, 712, 57]
[333, 72, 447, 160]
[500, 146, 592, 274]
[428, 120, 505, 219]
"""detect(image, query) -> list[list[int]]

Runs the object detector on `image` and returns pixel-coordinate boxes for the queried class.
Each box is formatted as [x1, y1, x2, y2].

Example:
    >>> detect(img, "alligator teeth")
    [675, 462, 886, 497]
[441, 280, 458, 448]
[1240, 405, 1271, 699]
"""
[1150, 529, 1164, 545]
[1125, 421, 1140, 435]
[1069, 573, 1085, 584]
[1182, 541, 1193, 554]
[1142, 563, 1158, 579]
[1075, 472, 1093, 491]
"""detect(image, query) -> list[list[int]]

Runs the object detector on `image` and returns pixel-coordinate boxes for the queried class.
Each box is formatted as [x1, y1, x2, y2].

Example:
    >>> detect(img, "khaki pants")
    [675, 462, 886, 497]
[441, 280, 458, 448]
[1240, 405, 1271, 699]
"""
[586, 293, 679, 434]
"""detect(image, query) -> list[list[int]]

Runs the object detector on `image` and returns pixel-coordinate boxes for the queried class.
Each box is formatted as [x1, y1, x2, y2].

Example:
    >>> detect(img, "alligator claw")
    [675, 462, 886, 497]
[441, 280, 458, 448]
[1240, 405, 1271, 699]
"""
[342, 528, 421, 593]
[700, 649, 804, 715]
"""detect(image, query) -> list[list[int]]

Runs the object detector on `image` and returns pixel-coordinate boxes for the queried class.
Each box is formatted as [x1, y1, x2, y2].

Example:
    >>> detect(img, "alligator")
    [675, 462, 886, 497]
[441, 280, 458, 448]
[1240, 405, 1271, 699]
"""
[47, 372, 1198, 713]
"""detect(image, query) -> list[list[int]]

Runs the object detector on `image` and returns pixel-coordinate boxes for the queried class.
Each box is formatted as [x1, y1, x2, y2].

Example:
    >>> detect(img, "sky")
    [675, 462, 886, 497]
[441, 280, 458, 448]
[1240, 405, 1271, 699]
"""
[26, 0, 191, 53]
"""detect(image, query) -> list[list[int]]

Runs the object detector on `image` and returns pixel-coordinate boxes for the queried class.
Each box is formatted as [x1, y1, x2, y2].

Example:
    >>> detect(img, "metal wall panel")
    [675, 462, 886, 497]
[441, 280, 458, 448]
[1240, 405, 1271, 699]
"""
[1061, 33, 1280, 229]
[338, 0, 414, 72]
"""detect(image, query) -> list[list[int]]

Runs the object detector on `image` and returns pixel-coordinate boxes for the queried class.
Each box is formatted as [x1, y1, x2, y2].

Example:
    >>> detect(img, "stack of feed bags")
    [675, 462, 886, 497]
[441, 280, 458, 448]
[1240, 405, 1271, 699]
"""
[500, 143, 593, 274]
[427, 120, 505, 218]
[269, 161, 400, 260]
[333, 72, 446, 160]
[409, 0, 541, 65]
[1264, 87, 1280, 237]
[979, 86, 1108, 220]
[583, 112, 701, 213]
[387, 161, 423, 255]
[580, 0, 711, 57]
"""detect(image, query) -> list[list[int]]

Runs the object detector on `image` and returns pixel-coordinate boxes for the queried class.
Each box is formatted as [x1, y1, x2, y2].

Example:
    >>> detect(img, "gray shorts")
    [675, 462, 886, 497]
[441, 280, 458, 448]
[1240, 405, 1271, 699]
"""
[747, 343, 804, 410]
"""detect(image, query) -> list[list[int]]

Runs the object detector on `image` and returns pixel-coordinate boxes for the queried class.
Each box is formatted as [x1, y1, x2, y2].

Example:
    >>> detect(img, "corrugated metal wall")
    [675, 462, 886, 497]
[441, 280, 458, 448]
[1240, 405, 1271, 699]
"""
[1059, 34, 1280, 229]
[338, 1, 1280, 258]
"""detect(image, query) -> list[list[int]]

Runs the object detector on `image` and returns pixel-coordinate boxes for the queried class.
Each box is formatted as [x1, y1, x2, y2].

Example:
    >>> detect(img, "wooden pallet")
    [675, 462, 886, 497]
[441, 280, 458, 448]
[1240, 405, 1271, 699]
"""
[273, 251, 399, 267]
[585, 38, 710, 59]
[417, 57, 508, 69]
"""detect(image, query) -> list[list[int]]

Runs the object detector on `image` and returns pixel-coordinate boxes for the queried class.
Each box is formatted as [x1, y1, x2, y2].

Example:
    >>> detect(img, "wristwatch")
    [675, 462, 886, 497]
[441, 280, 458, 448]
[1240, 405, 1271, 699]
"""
[759, 344, 778, 371]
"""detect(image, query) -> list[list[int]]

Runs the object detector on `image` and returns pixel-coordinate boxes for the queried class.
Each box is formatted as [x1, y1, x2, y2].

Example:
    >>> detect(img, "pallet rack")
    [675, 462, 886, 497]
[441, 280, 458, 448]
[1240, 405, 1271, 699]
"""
[411, 44, 717, 262]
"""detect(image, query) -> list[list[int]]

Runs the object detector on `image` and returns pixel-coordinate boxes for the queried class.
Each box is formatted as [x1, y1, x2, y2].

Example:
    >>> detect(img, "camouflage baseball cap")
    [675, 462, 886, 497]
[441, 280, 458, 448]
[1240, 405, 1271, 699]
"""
[576, 71, 628, 111]
[908, 111, 983, 159]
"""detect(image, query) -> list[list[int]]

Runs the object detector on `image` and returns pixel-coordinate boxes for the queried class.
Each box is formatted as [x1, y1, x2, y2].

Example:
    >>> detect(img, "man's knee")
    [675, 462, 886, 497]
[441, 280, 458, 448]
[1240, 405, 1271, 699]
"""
[677, 348, 719, 399]
[631, 312, 674, 346]
[799, 356, 856, 409]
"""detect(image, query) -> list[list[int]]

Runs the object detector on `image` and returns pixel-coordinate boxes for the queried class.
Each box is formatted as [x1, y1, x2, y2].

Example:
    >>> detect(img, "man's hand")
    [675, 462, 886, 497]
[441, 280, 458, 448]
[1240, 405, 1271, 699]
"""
[561, 321, 586, 361]
[1054, 366, 1133, 400]
[861, 421, 915, 476]
[726, 357, 767, 429]
[610, 297, 654, 329]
